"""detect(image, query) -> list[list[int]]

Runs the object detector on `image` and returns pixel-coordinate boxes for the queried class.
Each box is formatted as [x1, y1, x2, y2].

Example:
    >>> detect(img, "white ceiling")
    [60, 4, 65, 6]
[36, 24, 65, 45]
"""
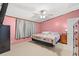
[6, 3, 79, 22]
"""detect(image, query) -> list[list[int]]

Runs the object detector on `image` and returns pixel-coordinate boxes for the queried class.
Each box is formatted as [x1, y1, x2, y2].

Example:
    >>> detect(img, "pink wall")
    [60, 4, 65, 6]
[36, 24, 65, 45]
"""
[36, 23, 41, 33]
[3, 16, 40, 44]
[40, 9, 79, 34]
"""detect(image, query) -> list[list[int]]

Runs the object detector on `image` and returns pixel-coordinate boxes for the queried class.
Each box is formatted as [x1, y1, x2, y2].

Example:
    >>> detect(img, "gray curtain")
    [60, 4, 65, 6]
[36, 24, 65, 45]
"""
[16, 19, 36, 39]
[16, 19, 25, 39]
[30, 22, 36, 35]
[24, 21, 31, 37]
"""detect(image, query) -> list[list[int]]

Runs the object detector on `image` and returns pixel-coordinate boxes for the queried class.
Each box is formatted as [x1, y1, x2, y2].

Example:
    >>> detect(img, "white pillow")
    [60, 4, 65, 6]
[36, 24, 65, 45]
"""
[42, 31, 51, 34]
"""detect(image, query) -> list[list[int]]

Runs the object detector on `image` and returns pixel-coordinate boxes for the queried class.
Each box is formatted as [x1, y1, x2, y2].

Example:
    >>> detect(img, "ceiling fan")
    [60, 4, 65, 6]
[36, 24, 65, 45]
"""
[32, 10, 53, 20]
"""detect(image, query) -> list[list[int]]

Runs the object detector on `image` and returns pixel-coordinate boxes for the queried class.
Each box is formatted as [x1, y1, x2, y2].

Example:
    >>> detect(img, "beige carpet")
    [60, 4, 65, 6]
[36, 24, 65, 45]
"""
[0, 41, 72, 56]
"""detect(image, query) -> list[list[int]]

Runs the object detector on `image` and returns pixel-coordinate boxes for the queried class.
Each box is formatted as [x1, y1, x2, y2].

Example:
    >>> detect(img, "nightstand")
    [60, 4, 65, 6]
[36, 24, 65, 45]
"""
[60, 33, 67, 44]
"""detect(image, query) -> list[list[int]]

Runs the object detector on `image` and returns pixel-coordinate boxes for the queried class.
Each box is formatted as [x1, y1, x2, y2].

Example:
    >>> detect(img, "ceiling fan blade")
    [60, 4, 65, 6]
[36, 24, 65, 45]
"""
[47, 14, 53, 16]
[33, 12, 41, 15]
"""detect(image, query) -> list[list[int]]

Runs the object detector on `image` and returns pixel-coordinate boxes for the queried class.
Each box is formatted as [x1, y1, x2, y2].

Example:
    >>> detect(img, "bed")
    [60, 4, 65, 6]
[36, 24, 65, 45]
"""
[32, 32, 60, 45]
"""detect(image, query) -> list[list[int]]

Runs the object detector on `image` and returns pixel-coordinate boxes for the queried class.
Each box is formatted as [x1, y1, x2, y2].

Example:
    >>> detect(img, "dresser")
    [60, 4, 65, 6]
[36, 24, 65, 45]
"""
[0, 25, 10, 54]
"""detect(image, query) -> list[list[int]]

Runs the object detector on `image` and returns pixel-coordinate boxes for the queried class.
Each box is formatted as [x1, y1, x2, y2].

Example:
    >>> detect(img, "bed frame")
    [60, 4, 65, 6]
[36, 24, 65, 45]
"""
[32, 38, 54, 46]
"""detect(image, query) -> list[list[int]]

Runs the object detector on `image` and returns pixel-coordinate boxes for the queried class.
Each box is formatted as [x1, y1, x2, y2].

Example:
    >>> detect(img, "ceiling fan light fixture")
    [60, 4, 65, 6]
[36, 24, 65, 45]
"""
[40, 15, 46, 19]
[40, 10, 47, 19]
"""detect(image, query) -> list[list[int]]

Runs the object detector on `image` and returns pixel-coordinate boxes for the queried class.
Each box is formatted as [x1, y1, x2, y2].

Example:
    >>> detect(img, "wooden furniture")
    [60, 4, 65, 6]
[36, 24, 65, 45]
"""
[60, 33, 67, 44]
[0, 25, 10, 54]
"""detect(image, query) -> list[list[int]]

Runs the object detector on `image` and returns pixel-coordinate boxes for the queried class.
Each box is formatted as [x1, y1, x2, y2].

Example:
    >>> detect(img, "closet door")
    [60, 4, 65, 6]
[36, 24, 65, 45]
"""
[73, 20, 79, 56]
